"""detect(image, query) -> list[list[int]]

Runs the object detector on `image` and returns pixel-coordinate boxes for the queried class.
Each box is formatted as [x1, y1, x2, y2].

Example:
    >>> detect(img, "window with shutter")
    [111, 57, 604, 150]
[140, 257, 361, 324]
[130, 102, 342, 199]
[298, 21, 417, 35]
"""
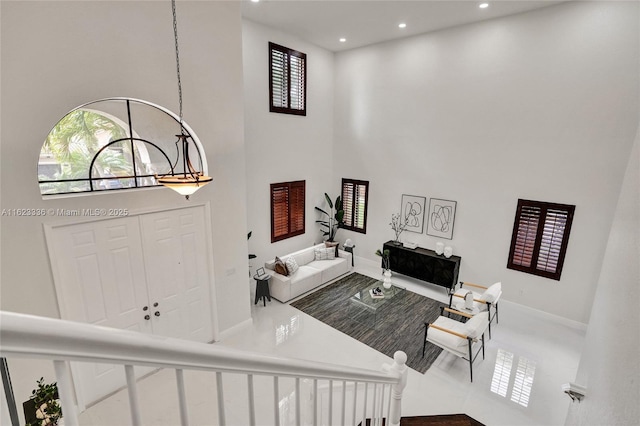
[271, 180, 306, 242]
[269, 42, 306, 116]
[341, 178, 369, 233]
[507, 199, 575, 280]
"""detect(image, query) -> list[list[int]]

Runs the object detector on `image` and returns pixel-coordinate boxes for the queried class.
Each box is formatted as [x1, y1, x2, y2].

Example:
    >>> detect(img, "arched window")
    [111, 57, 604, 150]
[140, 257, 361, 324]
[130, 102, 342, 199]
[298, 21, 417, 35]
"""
[38, 98, 208, 197]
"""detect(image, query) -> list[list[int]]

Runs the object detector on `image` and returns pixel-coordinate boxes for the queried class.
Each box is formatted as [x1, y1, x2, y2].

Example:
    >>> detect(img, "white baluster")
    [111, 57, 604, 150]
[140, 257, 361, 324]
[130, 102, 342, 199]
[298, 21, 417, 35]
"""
[362, 383, 368, 426]
[372, 383, 378, 426]
[53, 360, 78, 426]
[352, 382, 358, 426]
[216, 371, 226, 426]
[313, 379, 318, 426]
[341, 380, 346, 426]
[273, 376, 280, 426]
[175, 369, 189, 426]
[295, 377, 301, 426]
[328, 379, 333, 425]
[247, 374, 256, 426]
[380, 383, 385, 426]
[386, 384, 392, 424]
[125, 365, 142, 426]
[383, 351, 408, 426]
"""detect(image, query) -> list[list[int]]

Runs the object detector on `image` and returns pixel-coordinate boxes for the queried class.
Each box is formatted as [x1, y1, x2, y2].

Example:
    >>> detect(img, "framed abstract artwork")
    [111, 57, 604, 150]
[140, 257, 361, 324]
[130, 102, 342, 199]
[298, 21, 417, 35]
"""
[401, 194, 426, 233]
[427, 198, 457, 239]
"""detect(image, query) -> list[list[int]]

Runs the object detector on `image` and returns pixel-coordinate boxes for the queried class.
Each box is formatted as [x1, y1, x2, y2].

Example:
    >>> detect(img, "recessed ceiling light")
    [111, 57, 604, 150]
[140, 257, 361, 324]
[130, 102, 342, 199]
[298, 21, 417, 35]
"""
[479, 3, 489, 9]
[339, 38, 346, 43]
[251, 0, 260, 3]
[398, 23, 407, 29]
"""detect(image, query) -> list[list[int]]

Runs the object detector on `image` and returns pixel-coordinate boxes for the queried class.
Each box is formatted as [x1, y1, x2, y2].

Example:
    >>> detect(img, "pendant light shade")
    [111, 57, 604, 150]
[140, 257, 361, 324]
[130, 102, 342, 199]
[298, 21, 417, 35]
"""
[157, 0, 212, 200]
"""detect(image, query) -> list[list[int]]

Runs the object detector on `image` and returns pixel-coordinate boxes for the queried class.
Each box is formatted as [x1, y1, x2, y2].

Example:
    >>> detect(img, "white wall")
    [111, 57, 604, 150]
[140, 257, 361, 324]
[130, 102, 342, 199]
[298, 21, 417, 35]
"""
[565, 128, 639, 425]
[0, 0, 250, 415]
[333, 1, 639, 323]
[243, 19, 336, 269]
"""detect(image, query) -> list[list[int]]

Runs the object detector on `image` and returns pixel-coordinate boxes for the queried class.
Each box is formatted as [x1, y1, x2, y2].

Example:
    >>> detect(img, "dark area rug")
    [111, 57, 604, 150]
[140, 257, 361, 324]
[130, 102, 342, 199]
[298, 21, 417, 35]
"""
[291, 272, 447, 373]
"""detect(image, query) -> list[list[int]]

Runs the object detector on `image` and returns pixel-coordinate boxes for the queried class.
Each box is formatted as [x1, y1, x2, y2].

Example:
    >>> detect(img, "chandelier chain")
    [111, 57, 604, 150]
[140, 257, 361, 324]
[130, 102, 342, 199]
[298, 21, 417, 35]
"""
[171, 0, 184, 132]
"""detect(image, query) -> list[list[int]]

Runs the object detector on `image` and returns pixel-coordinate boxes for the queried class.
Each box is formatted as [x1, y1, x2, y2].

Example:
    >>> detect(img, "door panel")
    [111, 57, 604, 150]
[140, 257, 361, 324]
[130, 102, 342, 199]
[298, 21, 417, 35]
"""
[140, 207, 213, 343]
[48, 217, 152, 407]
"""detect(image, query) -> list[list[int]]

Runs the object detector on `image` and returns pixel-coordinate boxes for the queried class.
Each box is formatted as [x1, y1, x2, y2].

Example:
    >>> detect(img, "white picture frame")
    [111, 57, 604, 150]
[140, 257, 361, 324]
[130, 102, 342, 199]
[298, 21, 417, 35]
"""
[427, 198, 457, 240]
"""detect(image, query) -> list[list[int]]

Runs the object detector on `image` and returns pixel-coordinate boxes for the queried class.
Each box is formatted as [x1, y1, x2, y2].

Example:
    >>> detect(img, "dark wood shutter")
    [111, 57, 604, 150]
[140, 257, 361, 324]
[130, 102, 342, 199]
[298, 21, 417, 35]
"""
[269, 42, 306, 116]
[289, 181, 305, 234]
[271, 180, 305, 242]
[507, 199, 575, 280]
[341, 178, 369, 233]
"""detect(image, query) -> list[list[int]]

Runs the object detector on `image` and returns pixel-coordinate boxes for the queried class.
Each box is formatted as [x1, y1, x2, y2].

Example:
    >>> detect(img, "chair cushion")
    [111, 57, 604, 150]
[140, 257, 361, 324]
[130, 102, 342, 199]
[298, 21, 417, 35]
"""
[428, 316, 469, 353]
[285, 256, 299, 275]
[464, 311, 490, 339]
[480, 282, 502, 303]
[324, 241, 339, 257]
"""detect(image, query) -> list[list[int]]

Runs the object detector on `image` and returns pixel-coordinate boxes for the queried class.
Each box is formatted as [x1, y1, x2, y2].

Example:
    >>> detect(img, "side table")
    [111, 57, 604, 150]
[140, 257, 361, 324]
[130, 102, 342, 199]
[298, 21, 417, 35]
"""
[254, 275, 271, 306]
[343, 244, 355, 267]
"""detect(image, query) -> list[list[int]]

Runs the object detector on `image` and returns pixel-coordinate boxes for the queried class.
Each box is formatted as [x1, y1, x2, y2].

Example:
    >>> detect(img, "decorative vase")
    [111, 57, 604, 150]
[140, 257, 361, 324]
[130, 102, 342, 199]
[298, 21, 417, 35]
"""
[444, 246, 453, 258]
[435, 242, 444, 255]
[383, 269, 392, 289]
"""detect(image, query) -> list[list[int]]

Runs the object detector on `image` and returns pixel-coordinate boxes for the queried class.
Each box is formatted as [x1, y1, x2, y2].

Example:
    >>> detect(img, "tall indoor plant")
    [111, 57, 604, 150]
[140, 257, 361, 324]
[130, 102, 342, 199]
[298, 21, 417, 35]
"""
[315, 193, 344, 242]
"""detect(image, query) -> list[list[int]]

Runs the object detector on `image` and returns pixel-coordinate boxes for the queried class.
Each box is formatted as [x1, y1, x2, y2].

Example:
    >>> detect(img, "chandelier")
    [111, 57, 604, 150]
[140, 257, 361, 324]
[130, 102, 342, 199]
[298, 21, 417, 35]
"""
[157, 0, 212, 199]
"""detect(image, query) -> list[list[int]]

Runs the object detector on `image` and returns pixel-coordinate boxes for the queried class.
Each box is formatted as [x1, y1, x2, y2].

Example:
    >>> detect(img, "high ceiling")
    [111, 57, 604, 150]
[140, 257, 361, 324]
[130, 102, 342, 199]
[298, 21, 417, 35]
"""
[242, 0, 567, 52]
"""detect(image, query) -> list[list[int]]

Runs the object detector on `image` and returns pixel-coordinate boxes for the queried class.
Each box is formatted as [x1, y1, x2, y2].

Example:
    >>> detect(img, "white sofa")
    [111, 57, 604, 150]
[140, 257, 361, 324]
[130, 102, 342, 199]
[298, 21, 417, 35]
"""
[265, 244, 353, 302]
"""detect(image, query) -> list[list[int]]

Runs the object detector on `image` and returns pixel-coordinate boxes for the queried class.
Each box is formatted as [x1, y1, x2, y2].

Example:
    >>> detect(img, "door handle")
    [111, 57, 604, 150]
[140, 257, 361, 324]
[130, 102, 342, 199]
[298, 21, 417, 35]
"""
[144, 314, 150, 320]
[154, 311, 160, 317]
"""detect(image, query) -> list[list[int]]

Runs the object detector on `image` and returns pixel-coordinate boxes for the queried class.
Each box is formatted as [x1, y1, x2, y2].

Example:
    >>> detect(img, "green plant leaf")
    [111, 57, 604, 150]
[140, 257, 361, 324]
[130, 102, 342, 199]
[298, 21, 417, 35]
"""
[314, 206, 329, 216]
[324, 193, 333, 209]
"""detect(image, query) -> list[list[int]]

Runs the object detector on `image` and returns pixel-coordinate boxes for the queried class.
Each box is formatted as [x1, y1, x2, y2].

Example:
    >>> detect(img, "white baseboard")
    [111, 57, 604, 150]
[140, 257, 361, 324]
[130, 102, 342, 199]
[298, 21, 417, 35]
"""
[500, 299, 588, 332]
[354, 255, 588, 332]
[218, 317, 254, 341]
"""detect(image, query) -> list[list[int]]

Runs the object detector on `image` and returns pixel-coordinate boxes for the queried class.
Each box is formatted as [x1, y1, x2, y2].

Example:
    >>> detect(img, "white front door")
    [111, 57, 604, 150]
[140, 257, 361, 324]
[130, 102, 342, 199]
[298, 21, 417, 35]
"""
[140, 207, 213, 343]
[46, 205, 215, 409]
[48, 216, 152, 407]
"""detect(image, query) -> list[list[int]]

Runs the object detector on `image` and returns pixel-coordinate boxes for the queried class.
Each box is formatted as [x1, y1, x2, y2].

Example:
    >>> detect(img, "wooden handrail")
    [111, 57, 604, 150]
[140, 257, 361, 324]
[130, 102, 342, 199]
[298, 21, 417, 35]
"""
[452, 293, 487, 304]
[459, 281, 487, 290]
[443, 307, 473, 319]
[428, 323, 469, 340]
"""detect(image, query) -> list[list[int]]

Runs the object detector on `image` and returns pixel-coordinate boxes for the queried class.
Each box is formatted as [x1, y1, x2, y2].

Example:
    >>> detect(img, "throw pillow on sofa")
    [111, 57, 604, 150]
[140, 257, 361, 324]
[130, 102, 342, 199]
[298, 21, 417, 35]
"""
[285, 256, 299, 275]
[324, 241, 339, 257]
[314, 247, 335, 261]
[274, 256, 288, 276]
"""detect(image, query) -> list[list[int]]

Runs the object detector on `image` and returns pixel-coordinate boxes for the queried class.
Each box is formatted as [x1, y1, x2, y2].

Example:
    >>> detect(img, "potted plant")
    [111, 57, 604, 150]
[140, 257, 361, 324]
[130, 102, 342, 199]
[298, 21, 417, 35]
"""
[390, 213, 409, 245]
[24, 378, 62, 426]
[315, 193, 344, 242]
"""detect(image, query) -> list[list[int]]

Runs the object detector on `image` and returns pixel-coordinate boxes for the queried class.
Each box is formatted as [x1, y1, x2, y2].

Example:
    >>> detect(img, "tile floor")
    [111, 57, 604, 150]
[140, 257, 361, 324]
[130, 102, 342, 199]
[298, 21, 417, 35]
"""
[80, 263, 585, 425]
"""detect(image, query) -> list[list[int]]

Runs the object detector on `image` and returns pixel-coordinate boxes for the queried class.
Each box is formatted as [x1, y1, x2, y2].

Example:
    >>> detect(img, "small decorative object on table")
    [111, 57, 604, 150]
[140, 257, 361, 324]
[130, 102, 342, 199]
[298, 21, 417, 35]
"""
[435, 242, 444, 255]
[404, 241, 418, 249]
[383, 270, 392, 289]
[444, 246, 453, 258]
[369, 286, 385, 299]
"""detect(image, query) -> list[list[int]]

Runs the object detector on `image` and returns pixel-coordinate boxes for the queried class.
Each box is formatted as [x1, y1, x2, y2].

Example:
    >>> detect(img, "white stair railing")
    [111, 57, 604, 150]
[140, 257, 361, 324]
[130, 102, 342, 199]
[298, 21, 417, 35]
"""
[0, 311, 408, 426]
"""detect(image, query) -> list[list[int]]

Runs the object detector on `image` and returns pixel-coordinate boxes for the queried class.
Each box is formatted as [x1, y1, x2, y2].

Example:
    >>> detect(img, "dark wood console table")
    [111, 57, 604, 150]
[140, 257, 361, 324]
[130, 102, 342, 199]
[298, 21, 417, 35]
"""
[383, 240, 461, 291]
